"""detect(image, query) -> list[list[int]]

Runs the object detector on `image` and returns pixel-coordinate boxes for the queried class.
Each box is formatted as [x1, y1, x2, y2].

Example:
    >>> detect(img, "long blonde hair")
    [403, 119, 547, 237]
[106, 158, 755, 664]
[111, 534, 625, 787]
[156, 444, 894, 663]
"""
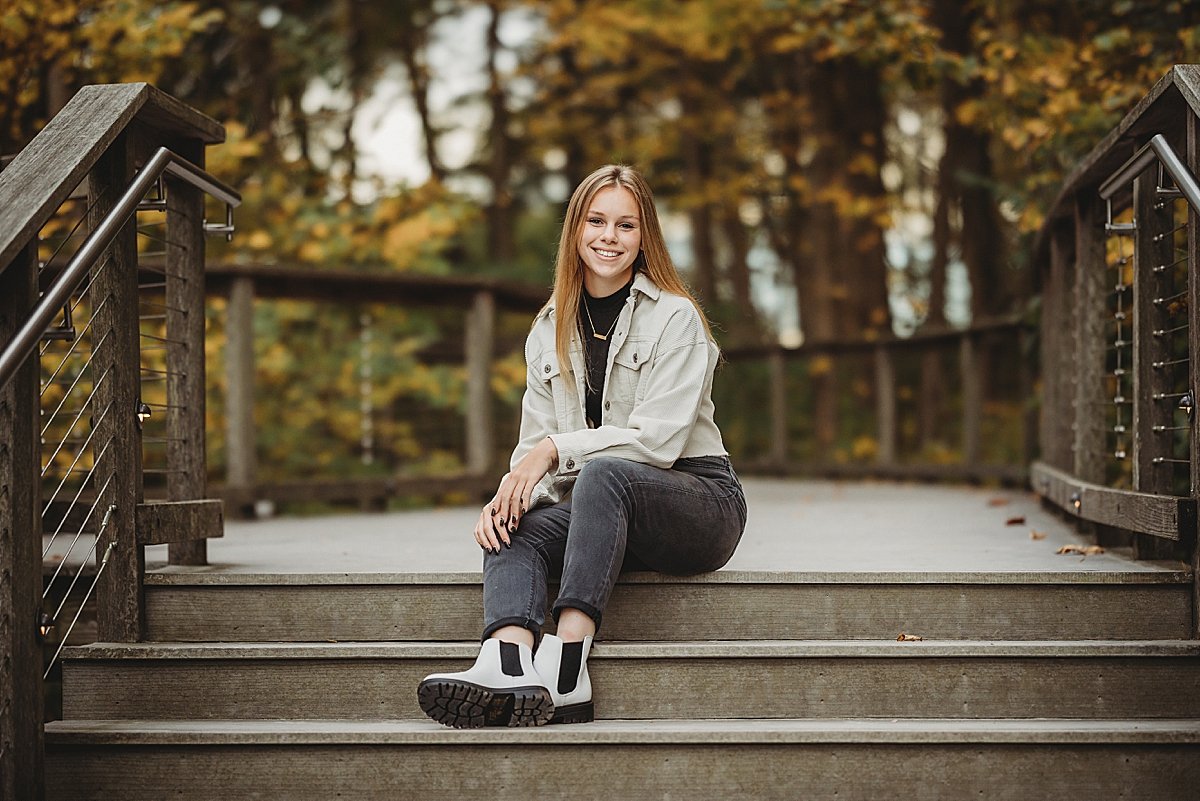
[547, 164, 712, 377]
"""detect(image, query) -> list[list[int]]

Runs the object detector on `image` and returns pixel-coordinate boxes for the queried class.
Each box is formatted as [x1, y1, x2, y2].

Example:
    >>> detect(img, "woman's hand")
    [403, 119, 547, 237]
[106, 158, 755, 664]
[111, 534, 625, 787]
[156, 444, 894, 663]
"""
[475, 437, 558, 551]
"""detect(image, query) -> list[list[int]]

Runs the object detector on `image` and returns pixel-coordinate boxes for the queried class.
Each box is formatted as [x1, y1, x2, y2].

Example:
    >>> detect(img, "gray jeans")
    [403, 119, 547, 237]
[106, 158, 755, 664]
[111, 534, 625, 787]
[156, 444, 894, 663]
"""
[481, 455, 747, 639]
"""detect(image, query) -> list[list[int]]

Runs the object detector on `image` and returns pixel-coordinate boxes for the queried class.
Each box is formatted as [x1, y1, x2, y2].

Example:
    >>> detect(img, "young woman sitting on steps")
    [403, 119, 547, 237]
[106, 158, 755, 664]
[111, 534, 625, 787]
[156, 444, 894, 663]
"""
[417, 164, 747, 728]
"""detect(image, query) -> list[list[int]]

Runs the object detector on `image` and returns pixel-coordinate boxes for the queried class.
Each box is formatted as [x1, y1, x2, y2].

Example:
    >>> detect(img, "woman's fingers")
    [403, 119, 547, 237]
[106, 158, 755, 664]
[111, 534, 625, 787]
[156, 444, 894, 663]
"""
[477, 506, 501, 553]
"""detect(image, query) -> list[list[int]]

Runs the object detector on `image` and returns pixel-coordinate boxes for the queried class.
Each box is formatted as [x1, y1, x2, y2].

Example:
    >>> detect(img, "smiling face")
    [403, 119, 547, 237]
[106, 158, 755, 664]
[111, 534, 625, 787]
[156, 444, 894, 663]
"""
[576, 185, 642, 296]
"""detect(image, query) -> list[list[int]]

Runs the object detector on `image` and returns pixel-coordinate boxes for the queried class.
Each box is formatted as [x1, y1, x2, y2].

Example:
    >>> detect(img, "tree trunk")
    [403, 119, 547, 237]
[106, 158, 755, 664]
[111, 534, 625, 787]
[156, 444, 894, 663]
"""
[484, 0, 516, 262]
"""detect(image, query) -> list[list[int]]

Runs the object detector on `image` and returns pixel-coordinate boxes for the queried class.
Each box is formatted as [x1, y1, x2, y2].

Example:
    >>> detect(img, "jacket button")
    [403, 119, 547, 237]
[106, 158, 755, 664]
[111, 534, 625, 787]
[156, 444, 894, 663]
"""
[544, 364, 551, 373]
[633, 352, 639, 363]
[566, 459, 575, 470]
[604, 401, 610, 410]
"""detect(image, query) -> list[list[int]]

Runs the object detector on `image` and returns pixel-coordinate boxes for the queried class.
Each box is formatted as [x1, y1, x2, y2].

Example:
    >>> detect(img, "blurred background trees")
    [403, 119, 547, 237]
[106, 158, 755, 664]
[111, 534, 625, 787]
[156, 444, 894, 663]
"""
[4, 0, 1199, 483]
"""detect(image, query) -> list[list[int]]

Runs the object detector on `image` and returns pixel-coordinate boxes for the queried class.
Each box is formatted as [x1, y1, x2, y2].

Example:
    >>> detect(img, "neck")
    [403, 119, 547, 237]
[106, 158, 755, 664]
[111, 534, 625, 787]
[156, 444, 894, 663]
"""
[583, 268, 634, 298]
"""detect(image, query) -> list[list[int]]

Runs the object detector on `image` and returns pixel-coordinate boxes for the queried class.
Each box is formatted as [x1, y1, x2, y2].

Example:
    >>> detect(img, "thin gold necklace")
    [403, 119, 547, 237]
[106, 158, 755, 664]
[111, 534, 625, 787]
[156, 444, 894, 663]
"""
[583, 296, 620, 341]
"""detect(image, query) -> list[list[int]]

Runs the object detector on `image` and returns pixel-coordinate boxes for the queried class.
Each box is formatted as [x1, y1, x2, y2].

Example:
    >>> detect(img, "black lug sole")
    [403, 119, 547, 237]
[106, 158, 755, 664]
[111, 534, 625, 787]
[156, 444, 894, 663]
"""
[417, 679, 554, 729]
[549, 701, 594, 725]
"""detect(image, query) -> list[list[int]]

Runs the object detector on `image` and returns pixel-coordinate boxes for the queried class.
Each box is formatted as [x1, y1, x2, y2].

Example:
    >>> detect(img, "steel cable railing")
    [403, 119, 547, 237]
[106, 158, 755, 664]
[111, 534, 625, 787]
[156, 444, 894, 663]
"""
[18, 146, 241, 682]
[1098, 134, 1199, 500]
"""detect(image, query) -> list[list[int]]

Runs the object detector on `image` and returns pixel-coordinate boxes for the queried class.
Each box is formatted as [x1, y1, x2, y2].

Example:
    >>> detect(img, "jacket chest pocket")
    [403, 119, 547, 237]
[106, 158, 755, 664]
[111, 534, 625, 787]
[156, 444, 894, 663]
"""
[538, 354, 576, 429]
[608, 339, 650, 415]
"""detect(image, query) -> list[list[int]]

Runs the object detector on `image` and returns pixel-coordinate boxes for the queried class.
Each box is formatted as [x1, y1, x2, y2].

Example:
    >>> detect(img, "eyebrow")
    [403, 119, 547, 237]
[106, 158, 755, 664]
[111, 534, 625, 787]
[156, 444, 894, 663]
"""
[587, 209, 639, 220]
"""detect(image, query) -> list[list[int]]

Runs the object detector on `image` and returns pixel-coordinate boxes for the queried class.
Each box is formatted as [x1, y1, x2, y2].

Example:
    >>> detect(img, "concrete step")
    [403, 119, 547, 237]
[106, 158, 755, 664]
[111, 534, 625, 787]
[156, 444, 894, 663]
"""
[45, 717, 1200, 800]
[142, 569, 1194, 641]
[61, 639, 1200, 721]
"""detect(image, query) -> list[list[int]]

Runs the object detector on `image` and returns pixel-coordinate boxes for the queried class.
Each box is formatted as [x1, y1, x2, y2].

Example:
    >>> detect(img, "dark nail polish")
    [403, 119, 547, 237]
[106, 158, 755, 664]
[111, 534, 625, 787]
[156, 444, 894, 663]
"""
[498, 518, 505, 525]
[491, 507, 497, 515]
[504, 540, 511, 549]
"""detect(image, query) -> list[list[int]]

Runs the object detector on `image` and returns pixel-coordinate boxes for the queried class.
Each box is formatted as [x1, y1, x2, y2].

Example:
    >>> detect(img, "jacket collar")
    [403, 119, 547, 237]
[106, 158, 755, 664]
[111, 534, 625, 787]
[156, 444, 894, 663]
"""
[540, 270, 660, 319]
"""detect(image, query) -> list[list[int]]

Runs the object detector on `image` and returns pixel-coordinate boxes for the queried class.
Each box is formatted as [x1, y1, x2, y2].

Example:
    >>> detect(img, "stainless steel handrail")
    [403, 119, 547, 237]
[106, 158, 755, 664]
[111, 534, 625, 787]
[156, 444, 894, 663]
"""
[1099, 133, 1200, 211]
[0, 146, 241, 391]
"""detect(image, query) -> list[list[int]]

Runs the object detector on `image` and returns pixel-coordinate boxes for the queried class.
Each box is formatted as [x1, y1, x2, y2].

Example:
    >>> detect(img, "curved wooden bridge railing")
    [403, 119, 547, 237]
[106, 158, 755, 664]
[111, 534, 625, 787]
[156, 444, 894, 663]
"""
[1033, 65, 1200, 633]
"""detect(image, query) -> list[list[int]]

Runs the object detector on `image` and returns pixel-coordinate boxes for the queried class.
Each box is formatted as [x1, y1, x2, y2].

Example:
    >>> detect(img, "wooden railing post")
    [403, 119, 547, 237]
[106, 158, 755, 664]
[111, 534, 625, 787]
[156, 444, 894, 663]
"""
[768, 349, 787, 470]
[1132, 162, 1177, 559]
[874, 344, 896, 466]
[225, 274, 257, 515]
[0, 243, 44, 801]
[89, 131, 145, 642]
[1187, 109, 1200, 637]
[1043, 224, 1075, 471]
[165, 142, 208, 564]
[959, 333, 982, 471]
[465, 290, 496, 476]
[1073, 192, 1107, 485]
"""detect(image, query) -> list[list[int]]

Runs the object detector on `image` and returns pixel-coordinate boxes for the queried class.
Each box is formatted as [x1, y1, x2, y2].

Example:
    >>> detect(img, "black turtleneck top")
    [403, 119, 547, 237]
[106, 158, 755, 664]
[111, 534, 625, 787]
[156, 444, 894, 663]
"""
[580, 275, 634, 428]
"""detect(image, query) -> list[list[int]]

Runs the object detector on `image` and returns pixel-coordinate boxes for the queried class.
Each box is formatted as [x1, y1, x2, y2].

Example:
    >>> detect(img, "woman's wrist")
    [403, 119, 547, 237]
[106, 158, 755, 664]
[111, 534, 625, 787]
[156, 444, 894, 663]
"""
[542, 436, 559, 469]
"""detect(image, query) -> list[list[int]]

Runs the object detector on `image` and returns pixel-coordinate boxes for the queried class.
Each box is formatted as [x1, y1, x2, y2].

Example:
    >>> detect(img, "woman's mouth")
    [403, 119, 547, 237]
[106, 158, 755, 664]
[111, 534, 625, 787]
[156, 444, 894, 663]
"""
[593, 248, 622, 259]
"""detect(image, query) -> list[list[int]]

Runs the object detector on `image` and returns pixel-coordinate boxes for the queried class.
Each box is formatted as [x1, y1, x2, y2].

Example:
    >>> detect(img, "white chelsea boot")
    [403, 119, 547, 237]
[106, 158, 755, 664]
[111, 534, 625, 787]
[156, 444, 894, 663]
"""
[417, 638, 553, 728]
[534, 633, 594, 724]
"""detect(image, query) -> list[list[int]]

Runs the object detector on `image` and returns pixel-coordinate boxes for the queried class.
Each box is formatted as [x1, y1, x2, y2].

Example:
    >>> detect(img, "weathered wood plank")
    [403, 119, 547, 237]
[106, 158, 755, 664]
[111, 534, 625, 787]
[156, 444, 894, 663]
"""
[164, 141, 209, 565]
[0, 244, 44, 801]
[59, 648, 1200, 722]
[1133, 165, 1176, 496]
[40, 732, 1200, 801]
[136, 501, 223, 546]
[215, 473, 494, 510]
[1188, 108, 1200, 637]
[88, 132, 145, 642]
[0, 84, 223, 273]
[206, 262, 548, 312]
[768, 350, 787, 468]
[1031, 460, 1193, 541]
[959, 334, 981, 468]
[464, 291, 496, 475]
[143, 581, 1192, 642]
[874, 346, 896, 466]
[1043, 223, 1074, 471]
[1073, 193, 1107, 483]
[224, 275, 256, 517]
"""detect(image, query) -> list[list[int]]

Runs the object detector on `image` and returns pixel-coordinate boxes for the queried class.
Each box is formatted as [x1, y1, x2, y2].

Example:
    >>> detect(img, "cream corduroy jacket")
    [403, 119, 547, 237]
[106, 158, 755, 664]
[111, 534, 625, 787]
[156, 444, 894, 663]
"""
[510, 271, 727, 509]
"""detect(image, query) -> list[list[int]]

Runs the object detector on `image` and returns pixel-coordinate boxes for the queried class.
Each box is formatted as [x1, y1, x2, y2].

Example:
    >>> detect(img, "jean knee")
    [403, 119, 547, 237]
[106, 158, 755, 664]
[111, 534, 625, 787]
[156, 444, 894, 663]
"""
[577, 456, 639, 485]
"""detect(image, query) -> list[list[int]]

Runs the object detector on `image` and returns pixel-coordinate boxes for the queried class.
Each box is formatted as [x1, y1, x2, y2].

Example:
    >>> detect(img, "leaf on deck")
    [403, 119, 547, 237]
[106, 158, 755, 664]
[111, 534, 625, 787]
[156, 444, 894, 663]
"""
[1056, 544, 1105, 555]
[896, 633, 924, 642]
[987, 497, 1010, 507]
[1029, 529, 1047, 540]
[1005, 516, 1026, 526]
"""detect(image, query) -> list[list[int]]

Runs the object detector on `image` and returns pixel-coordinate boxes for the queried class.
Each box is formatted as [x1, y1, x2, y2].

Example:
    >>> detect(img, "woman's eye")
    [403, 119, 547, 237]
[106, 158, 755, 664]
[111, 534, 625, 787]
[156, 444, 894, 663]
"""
[588, 217, 603, 225]
[619, 222, 635, 230]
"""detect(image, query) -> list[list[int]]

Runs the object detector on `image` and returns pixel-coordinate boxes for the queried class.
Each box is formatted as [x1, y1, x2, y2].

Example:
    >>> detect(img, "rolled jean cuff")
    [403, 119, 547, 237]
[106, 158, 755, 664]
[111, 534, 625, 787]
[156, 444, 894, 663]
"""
[551, 597, 603, 634]
[481, 616, 540, 643]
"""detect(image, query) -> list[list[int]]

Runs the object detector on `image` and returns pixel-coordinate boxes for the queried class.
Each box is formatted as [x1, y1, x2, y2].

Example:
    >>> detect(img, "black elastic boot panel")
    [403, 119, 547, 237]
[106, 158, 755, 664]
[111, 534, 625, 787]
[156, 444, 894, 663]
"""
[558, 640, 584, 695]
[499, 641, 524, 677]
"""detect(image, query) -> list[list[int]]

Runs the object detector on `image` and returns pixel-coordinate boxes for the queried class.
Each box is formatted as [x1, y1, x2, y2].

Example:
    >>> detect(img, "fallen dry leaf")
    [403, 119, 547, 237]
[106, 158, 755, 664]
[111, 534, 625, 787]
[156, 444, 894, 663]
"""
[987, 497, 1010, 507]
[1029, 529, 1047, 540]
[1005, 516, 1026, 526]
[1056, 544, 1105, 556]
[896, 633, 924, 642]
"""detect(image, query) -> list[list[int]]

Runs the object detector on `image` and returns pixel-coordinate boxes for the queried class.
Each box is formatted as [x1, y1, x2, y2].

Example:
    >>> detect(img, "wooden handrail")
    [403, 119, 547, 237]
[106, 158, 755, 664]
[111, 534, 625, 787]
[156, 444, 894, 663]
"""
[0, 83, 223, 274]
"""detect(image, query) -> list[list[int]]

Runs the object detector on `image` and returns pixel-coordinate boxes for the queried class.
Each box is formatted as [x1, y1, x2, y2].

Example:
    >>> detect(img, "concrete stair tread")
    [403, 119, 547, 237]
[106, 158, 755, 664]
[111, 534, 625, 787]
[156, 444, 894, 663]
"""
[144, 568, 1193, 585]
[62, 638, 1200, 661]
[46, 717, 1200, 745]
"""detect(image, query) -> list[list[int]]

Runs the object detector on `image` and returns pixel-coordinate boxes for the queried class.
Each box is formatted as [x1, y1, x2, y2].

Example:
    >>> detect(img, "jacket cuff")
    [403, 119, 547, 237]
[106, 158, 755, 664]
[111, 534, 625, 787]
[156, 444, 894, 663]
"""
[548, 432, 585, 475]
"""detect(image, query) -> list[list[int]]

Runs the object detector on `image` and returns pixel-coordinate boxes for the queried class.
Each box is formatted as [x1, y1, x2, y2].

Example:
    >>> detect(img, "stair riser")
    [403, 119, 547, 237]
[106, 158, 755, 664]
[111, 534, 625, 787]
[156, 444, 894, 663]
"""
[63, 656, 1200, 720]
[144, 583, 1193, 641]
[46, 743, 1200, 800]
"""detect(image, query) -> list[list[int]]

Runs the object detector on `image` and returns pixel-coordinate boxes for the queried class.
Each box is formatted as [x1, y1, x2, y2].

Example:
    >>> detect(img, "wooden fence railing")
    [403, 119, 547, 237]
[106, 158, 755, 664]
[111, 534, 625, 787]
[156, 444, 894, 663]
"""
[721, 318, 1034, 485]
[1032, 65, 1200, 614]
[202, 263, 547, 515]
[0, 84, 231, 801]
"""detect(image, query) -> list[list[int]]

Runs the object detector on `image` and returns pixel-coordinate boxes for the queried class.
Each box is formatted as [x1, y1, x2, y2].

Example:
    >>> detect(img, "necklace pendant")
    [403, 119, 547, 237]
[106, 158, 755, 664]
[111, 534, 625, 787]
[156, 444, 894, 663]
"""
[592, 333, 607, 341]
